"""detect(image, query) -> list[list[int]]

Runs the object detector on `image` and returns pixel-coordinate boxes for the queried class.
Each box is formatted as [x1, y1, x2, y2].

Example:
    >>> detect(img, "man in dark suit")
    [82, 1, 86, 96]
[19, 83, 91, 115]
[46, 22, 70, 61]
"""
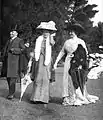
[2, 30, 28, 99]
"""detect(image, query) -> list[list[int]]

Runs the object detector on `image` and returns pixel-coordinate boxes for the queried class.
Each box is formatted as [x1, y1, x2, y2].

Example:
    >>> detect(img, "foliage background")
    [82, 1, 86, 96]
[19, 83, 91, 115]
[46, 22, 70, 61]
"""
[0, 0, 103, 59]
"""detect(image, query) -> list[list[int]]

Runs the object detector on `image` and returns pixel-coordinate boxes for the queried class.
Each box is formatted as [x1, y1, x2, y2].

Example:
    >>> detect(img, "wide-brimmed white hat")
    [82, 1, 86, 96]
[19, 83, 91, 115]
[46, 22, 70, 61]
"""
[37, 21, 57, 31]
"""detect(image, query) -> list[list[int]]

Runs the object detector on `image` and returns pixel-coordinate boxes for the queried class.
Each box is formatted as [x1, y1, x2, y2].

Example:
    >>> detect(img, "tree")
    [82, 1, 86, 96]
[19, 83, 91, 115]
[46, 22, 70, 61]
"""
[1, 0, 99, 55]
[89, 22, 103, 53]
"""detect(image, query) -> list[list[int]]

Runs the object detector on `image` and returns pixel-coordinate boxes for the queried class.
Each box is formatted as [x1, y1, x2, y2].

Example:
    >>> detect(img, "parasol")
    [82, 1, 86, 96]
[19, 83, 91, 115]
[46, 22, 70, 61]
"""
[69, 44, 87, 95]
[76, 67, 85, 95]
[19, 57, 33, 102]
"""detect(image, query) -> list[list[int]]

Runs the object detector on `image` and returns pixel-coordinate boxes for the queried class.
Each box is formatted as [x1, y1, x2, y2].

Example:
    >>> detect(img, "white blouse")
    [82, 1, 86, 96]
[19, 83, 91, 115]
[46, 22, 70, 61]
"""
[62, 36, 88, 55]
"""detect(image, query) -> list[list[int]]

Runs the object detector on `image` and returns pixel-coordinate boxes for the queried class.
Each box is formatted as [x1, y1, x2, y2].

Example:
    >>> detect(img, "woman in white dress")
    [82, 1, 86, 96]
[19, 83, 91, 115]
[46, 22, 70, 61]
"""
[54, 31, 98, 106]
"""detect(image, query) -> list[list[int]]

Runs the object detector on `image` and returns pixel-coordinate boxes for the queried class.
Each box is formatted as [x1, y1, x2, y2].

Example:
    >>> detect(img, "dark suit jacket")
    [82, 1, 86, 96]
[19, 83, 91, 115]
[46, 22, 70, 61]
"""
[1, 37, 23, 77]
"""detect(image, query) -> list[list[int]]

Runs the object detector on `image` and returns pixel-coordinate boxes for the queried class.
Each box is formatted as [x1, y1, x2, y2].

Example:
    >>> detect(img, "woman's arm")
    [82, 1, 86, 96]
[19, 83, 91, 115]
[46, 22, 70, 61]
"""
[54, 46, 65, 69]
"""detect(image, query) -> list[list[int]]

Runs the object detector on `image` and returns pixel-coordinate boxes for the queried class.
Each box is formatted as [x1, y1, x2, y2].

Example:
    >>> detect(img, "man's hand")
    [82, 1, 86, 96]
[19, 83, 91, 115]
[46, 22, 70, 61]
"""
[9, 48, 14, 53]
[10, 48, 14, 51]
[30, 52, 34, 58]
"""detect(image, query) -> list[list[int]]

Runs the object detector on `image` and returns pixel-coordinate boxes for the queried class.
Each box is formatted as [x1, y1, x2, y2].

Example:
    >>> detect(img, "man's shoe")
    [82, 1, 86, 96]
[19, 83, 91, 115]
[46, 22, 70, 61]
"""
[6, 95, 14, 100]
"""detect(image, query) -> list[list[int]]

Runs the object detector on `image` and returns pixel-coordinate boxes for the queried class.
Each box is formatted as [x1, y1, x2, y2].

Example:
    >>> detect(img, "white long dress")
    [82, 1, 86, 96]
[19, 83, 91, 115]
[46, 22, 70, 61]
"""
[59, 38, 88, 105]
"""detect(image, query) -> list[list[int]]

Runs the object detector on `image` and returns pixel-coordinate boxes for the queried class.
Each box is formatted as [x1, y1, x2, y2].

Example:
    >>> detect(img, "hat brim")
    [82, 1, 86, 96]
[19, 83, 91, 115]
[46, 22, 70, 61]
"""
[36, 27, 57, 31]
[71, 24, 85, 34]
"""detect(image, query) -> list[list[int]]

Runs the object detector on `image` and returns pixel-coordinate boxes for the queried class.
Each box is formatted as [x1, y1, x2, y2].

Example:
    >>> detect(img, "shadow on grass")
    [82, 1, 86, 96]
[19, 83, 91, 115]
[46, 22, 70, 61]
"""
[0, 88, 8, 98]
[0, 88, 22, 100]
[24, 96, 62, 106]
[49, 97, 62, 105]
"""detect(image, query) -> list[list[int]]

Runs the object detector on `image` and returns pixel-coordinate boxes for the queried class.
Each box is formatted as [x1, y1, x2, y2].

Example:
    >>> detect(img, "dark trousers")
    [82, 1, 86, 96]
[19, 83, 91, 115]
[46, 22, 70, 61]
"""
[7, 77, 16, 96]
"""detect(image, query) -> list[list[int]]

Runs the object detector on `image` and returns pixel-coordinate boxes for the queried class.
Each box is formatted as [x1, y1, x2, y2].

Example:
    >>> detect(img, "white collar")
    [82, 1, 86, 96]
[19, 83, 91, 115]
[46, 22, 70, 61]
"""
[11, 36, 17, 40]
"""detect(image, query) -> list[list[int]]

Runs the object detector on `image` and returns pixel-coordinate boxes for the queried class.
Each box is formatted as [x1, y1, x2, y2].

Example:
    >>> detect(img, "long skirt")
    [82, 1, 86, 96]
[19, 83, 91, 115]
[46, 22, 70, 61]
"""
[30, 53, 50, 103]
[62, 55, 76, 105]
[69, 67, 87, 95]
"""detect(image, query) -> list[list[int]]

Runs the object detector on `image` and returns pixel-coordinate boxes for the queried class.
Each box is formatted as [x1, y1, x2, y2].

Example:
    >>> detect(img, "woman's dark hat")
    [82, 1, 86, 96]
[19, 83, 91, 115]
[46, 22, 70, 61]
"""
[71, 23, 85, 34]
